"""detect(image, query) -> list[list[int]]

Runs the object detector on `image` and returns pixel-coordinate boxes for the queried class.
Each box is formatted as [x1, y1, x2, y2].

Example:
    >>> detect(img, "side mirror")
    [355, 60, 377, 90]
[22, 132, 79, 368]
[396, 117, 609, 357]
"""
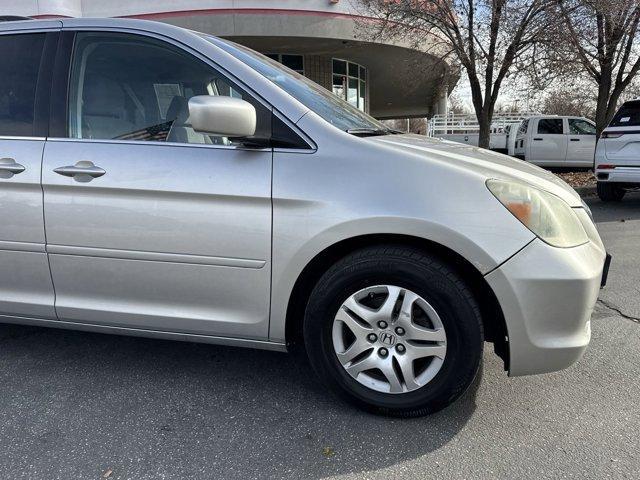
[188, 95, 257, 138]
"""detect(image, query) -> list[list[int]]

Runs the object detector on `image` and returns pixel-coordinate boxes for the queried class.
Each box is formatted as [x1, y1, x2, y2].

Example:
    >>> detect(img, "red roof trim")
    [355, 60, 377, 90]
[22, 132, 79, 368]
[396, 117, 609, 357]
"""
[33, 8, 374, 22]
[122, 8, 371, 21]
[31, 14, 72, 19]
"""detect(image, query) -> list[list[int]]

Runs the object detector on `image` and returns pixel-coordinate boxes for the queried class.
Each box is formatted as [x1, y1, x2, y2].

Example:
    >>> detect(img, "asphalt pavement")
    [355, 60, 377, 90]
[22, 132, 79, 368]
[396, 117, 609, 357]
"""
[0, 194, 638, 480]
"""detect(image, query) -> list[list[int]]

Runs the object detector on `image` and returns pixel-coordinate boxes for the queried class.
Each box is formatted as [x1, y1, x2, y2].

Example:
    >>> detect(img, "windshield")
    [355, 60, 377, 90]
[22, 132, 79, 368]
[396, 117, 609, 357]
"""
[201, 35, 390, 133]
[610, 101, 640, 127]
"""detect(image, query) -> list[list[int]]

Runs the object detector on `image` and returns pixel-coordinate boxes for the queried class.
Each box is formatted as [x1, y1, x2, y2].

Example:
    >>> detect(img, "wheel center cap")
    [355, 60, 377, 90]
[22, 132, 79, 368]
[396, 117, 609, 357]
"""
[379, 331, 396, 346]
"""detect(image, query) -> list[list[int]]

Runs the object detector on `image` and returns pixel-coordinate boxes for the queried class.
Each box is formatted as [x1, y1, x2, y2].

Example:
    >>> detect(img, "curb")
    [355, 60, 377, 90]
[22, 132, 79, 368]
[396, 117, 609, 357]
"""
[574, 186, 596, 197]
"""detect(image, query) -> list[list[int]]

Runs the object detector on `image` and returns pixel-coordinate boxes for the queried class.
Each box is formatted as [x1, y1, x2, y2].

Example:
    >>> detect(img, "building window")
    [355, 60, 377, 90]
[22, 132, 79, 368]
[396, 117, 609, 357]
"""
[265, 53, 304, 75]
[332, 59, 367, 111]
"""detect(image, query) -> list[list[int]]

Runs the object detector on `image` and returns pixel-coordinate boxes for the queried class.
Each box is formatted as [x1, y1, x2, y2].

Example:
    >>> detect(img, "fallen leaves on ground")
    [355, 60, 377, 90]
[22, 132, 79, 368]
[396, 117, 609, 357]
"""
[555, 171, 596, 188]
[322, 447, 335, 458]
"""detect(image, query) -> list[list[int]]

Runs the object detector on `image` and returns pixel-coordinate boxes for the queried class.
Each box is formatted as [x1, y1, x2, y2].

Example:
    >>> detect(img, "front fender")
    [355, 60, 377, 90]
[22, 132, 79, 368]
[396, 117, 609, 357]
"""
[268, 214, 533, 343]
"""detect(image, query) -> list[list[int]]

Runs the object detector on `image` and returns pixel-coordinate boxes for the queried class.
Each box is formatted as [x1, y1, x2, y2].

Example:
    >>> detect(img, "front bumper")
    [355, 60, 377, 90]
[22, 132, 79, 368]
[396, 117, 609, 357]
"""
[485, 227, 606, 376]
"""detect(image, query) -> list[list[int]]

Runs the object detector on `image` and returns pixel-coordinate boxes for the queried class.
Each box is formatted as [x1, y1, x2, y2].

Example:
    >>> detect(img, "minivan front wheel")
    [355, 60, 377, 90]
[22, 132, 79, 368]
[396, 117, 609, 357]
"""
[303, 245, 483, 417]
[597, 182, 626, 201]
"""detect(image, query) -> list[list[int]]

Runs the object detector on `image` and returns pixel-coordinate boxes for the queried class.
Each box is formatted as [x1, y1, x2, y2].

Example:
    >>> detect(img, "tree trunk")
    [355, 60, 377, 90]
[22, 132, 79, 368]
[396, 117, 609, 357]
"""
[477, 110, 492, 149]
[594, 71, 613, 137]
[594, 90, 612, 137]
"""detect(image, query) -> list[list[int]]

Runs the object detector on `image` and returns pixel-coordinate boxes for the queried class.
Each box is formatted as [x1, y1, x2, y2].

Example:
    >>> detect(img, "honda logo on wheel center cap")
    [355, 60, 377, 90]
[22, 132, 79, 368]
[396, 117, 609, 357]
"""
[380, 332, 396, 346]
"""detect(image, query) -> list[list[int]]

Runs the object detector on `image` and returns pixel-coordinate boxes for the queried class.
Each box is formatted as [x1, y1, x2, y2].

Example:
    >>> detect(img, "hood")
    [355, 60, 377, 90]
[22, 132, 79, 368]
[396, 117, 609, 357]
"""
[371, 134, 582, 207]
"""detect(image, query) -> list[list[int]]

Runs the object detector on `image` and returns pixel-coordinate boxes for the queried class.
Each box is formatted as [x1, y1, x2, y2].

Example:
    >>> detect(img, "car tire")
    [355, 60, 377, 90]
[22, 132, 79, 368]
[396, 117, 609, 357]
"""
[303, 245, 484, 417]
[597, 182, 625, 202]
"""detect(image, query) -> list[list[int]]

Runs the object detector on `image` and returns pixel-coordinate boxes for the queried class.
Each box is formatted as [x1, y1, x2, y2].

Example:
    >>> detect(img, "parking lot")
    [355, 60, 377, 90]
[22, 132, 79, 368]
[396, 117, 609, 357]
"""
[0, 194, 638, 480]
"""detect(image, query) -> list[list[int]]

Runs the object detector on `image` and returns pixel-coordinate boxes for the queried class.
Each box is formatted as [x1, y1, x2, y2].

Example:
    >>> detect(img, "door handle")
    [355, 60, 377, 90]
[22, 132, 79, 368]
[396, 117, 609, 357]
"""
[54, 161, 106, 182]
[570, 138, 580, 142]
[0, 158, 26, 178]
[533, 138, 543, 141]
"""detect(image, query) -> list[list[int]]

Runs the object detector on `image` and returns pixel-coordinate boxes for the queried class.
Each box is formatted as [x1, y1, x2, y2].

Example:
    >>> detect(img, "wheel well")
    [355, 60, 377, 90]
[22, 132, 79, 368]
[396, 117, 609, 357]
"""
[284, 234, 510, 370]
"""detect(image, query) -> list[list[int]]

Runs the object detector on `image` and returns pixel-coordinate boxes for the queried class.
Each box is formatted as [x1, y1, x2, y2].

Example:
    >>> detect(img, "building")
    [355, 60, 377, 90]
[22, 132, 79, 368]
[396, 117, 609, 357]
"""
[0, 0, 455, 119]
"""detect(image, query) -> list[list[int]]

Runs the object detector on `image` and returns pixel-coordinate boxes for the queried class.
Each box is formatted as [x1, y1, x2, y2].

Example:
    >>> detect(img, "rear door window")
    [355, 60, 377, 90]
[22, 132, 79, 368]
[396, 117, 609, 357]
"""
[537, 118, 564, 135]
[610, 101, 640, 127]
[0, 33, 46, 136]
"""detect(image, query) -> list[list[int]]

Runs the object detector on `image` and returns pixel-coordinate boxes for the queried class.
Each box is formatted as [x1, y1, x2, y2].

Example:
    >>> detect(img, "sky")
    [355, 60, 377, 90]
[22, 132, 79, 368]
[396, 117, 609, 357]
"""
[451, 74, 538, 114]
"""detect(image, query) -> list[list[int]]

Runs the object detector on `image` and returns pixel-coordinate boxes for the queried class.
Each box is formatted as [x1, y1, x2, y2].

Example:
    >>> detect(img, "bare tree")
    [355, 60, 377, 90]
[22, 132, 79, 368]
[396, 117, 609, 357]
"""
[539, 88, 596, 118]
[359, 0, 553, 148]
[556, 0, 640, 135]
[448, 91, 472, 114]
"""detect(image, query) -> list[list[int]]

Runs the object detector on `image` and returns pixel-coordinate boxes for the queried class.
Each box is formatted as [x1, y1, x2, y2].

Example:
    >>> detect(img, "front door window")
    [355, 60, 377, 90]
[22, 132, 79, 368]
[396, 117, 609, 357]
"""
[67, 32, 270, 145]
[568, 119, 596, 135]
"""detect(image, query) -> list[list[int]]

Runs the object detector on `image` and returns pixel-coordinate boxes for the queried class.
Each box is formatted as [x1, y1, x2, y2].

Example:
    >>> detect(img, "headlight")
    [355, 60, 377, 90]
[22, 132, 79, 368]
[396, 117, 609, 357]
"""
[487, 179, 589, 248]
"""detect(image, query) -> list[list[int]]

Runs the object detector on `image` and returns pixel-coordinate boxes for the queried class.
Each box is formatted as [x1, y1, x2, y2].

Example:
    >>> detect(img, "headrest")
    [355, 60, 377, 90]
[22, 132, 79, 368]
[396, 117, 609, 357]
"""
[83, 76, 126, 118]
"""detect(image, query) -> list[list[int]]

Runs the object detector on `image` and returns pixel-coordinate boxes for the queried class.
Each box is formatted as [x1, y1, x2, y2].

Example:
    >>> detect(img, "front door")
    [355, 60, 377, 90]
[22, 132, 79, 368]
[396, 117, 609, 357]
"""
[0, 31, 57, 320]
[566, 118, 597, 166]
[42, 32, 273, 338]
[530, 117, 568, 166]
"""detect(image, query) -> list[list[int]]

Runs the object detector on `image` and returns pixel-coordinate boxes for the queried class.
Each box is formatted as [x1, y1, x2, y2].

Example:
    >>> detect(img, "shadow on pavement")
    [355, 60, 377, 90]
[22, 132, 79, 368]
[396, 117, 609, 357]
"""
[0, 323, 479, 479]
[587, 191, 640, 223]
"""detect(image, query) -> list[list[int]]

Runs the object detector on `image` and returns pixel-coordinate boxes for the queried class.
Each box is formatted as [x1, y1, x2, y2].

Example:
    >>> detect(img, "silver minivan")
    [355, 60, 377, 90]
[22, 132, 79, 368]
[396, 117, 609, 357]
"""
[0, 18, 608, 416]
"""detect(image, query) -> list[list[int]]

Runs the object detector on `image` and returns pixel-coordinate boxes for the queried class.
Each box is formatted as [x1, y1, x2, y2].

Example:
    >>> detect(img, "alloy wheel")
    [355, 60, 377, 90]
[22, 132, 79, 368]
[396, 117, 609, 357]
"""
[332, 285, 447, 394]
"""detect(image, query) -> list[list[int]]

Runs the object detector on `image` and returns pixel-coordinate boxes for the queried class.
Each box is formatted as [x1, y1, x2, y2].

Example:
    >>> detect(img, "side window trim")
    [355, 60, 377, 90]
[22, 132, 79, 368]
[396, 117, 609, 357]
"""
[34, 32, 60, 138]
[48, 28, 318, 152]
[49, 31, 74, 139]
[49, 28, 316, 150]
[51, 29, 275, 143]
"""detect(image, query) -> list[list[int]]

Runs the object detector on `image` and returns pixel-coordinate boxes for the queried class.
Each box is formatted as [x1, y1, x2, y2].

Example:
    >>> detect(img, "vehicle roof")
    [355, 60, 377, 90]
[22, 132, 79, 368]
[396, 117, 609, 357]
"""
[0, 17, 196, 38]
[525, 115, 590, 120]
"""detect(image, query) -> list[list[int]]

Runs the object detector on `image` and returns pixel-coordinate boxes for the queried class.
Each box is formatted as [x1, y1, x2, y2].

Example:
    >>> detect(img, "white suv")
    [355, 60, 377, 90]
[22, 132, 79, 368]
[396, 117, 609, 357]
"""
[595, 100, 640, 201]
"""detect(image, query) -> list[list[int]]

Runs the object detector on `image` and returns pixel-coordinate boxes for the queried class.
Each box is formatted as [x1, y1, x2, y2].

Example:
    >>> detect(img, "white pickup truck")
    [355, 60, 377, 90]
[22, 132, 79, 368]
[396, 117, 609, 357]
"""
[427, 112, 535, 153]
[513, 115, 596, 168]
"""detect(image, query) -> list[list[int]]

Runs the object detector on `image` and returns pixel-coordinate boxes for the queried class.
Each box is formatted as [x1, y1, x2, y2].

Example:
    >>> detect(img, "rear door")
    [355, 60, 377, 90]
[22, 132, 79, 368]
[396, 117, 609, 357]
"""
[603, 101, 640, 166]
[566, 118, 596, 166]
[42, 31, 273, 338]
[0, 29, 58, 319]
[529, 118, 567, 166]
